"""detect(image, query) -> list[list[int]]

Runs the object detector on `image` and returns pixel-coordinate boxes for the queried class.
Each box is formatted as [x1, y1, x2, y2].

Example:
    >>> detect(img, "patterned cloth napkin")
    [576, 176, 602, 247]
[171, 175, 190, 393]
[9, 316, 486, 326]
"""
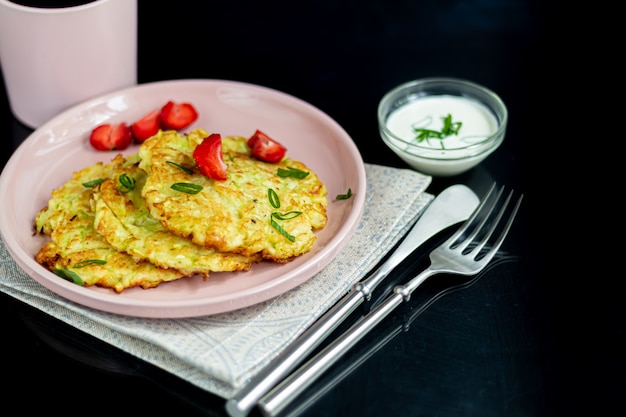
[0, 163, 431, 399]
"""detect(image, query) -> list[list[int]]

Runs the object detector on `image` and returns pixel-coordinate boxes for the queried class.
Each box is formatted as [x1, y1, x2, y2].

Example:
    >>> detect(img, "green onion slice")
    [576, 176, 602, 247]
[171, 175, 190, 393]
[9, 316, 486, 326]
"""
[53, 269, 85, 286]
[268, 188, 302, 241]
[73, 259, 107, 268]
[336, 188, 353, 200]
[270, 217, 296, 242]
[277, 167, 309, 179]
[166, 160, 194, 174]
[171, 182, 203, 194]
[82, 178, 106, 188]
[272, 211, 302, 221]
[268, 188, 280, 208]
[413, 113, 462, 149]
[118, 173, 136, 194]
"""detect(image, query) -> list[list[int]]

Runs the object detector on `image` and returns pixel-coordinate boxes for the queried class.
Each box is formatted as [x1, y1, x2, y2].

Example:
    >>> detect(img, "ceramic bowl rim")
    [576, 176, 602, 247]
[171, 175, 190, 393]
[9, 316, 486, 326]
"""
[377, 77, 508, 161]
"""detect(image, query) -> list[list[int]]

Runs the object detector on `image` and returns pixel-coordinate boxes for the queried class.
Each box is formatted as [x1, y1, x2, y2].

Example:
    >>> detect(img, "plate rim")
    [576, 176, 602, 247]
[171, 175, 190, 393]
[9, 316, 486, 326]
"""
[0, 78, 367, 318]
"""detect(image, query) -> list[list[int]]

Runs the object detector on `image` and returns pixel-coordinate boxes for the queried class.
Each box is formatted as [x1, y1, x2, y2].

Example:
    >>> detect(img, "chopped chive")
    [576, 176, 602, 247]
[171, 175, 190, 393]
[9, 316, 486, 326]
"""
[413, 113, 462, 149]
[53, 269, 85, 286]
[268, 188, 280, 208]
[268, 188, 302, 241]
[171, 182, 203, 194]
[73, 259, 107, 268]
[270, 216, 296, 242]
[118, 173, 136, 194]
[271, 211, 302, 221]
[166, 160, 194, 174]
[82, 178, 106, 188]
[336, 188, 353, 200]
[277, 167, 309, 179]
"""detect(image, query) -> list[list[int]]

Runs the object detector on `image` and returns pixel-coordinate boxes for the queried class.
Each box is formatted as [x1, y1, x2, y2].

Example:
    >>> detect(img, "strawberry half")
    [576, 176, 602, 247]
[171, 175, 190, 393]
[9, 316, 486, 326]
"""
[89, 122, 132, 151]
[130, 109, 161, 142]
[247, 129, 287, 163]
[159, 100, 198, 130]
[193, 133, 228, 181]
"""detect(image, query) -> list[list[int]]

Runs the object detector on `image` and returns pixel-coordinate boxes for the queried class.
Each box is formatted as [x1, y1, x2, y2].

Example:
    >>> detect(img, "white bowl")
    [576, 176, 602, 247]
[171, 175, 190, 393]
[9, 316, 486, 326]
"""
[378, 77, 507, 176]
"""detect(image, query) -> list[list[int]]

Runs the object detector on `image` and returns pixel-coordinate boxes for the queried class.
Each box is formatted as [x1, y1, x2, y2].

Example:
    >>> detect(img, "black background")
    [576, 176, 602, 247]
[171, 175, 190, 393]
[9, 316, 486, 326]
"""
[3, 2, 619, 417]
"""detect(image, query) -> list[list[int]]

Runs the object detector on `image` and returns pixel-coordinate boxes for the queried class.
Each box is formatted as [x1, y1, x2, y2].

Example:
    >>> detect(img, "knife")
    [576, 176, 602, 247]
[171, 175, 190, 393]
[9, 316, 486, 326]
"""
[225, 184, 479, 417]
[270, 263, 498, 417]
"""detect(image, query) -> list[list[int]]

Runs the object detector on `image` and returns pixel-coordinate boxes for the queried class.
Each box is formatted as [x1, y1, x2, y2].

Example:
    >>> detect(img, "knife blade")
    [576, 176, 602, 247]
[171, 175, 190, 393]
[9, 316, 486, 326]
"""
[225, 184, 479, 417]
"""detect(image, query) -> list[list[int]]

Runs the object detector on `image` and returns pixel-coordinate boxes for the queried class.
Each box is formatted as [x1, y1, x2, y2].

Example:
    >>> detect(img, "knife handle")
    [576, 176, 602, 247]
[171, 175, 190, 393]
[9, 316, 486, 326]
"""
[257, 289, 407, 416]
[225, 291, 365, 417]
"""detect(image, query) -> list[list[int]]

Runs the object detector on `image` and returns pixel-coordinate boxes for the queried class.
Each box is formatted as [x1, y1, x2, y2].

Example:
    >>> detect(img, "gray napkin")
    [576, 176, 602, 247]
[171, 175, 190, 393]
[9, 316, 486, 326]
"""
[0, 163, 431, 398]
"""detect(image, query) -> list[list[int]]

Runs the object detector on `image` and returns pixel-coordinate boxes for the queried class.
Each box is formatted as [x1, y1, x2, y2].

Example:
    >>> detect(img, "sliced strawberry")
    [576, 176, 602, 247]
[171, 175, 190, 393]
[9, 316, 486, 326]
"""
[247, 129, 287, 163]
[130, 109, 161, 142]
[89, 122, 132, 151]
[193, 133, 228, 181]
[159, 100, 198, 130]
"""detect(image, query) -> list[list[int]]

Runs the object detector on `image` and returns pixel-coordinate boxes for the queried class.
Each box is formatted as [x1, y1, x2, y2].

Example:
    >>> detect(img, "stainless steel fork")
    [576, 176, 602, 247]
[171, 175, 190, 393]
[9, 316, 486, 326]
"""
[257, 183, 523, 416]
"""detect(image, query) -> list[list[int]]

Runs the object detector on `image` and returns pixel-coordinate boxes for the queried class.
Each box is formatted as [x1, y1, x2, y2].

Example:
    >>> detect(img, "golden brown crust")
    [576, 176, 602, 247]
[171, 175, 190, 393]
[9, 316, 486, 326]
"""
[33, 128, 328, 292]
[139, 129, 328, 261]
[92, 156, 261, 276]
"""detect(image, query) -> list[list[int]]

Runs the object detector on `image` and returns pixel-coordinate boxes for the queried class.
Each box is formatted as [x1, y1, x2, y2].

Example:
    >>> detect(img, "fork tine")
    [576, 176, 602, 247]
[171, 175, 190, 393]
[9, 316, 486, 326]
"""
[455, 184, 504, 253]
[470, 188, 513, 256]
[258, 185, 522, 416]
[444, 182, 498, 249]
[476, 190, 523, 263]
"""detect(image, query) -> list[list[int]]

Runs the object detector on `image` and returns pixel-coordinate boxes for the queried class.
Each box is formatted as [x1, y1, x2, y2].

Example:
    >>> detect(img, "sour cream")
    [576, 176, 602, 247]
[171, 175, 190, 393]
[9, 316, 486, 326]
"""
[385, 95, 498, 150]
[378, 78, 507, 176]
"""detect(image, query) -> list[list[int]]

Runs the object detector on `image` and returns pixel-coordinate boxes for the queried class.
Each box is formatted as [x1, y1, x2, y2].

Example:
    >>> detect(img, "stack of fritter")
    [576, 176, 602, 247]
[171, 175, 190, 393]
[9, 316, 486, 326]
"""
[34, 129, 328, 293]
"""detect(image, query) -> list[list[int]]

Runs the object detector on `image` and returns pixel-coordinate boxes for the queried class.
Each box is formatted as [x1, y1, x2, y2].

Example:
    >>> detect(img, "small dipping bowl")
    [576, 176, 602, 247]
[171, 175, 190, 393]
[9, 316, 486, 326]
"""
[378, 77, 508, 176]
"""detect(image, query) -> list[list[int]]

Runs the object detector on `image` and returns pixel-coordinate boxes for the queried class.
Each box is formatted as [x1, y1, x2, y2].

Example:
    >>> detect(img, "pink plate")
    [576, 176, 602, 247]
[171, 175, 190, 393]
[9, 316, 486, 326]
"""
[0, 79, 366, 318]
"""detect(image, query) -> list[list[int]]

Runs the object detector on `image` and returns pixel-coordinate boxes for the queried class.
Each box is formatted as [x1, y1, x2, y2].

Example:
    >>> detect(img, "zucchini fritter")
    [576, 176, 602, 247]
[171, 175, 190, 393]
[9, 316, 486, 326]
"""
[35, 160, 113, 235]
[92, 155, 261, 276]
[139, 129, 328, 262]
[34, 158, 184, 292]
[33, 127, 328, 293]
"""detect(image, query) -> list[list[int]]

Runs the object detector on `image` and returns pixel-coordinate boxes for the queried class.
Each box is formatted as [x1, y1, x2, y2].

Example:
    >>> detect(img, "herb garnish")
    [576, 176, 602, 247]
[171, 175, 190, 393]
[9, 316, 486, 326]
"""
[171, 182, 203, 194]
[268, 188, 302, 241]
[118, 173, 136, 194]
[336, 188, 353, 200]
[272, 211, 302, 221]
[53, 269, 85, 286]
[167, 160, 194, 174]
[270, 216, 296, 242]
[413, 113, 462, 149]
[73, 259, 107, 268]
[277, 167, 309, 179]
[82, 178, 105, 188]
[268, 188, 281, 208]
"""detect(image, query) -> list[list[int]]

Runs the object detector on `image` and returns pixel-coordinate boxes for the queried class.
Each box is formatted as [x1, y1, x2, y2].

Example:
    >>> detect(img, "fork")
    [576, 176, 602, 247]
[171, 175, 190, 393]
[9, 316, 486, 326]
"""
[257, 183, 523, 417]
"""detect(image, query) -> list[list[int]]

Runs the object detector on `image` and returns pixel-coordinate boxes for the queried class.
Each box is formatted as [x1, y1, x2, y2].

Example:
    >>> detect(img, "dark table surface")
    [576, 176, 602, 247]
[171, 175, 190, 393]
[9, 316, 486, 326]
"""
[1, 1, 622, 416]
